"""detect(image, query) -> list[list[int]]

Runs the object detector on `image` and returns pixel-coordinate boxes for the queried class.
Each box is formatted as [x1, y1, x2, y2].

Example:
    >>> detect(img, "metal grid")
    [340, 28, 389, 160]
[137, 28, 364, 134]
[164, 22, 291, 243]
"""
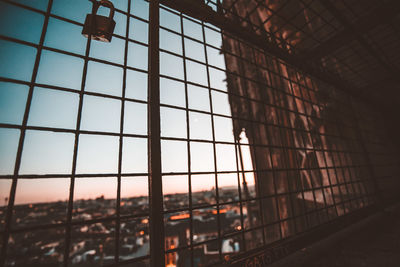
[216, 0, 400, 109]
[157, 3, 379, 266]
[0, 0, 151, 266]
[0, 0, 399, 267]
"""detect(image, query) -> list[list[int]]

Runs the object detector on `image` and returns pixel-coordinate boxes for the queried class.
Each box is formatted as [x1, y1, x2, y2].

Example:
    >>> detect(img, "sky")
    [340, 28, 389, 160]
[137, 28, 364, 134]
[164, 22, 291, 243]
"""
[0, 0, 255, 205]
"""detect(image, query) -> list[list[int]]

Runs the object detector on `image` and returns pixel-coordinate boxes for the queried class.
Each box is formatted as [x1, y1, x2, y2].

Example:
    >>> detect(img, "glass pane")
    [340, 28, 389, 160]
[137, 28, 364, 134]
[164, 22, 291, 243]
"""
[0, 82, 28, 125]
[13, 178, 69, 228]
[20, 130, 75, 174]
[161, 107, 187, 138]
[51, 0, 91, 23]
[192, 174, 216, 208]
[120, 176, 149, 216]
[119, 216, 150, 261]
[0, 129, 20, 175]
[86, 62, 123, 96]
[0, 40, 36, 82]
[214, 116, 234, 143]
[240, 172, 256, 200]
[6, 228, 65, 266]
[184, 38, 205, 62]
[206, 46, 225, 69]
[80, 95, 121, 133]
[211, 90, 231, 116]
[189, 111, 212, 140]
[160, 29, 182, 55]
[69, 221, 115, 265]
[160, 8, 180, 33]
[113, 11, 128, 36]
[165, 213, 191, 254]
[160, 78, 185, 108]
[193, 210, 218, 243]
[209, 67, 227, 91]
[131, 0, 149, 21]
[204, 27, 222, 48]
[130, 17, 148, 44]
[163, 175, 189, 210]
[216, 144, 237, 172]
[73, 177, 117, 219]
[187, 84, 210, 112]
[220, 203, 242, 236]
[13, 0, 48, 10]
[0, 2, 44, 44]
[160, 52, 184, 80]
[128, 42, 148, 71]
[182, 18, 203, 42]
[37, 50, 83, 89]
[190, 142, 214, 172]
[76, 134, 119, 174]
[28, 87, 79, 129]
[122, 137, 147, 173]
[186, 60, 207, 86]
[161, 140, 188, 173]
[124, 101, 147, 135]
[45, 17, 86, 55]
[126, 69, 148, 101]
[0, 179, 11, 231]
[113, 0, 128, 12]
[218, 173, 240, 203]
[90, 36, 125, 65]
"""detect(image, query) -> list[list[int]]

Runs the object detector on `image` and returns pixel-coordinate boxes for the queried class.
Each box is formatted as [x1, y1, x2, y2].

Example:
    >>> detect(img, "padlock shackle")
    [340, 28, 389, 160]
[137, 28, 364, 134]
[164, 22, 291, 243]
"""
[92, 0, 115, 19]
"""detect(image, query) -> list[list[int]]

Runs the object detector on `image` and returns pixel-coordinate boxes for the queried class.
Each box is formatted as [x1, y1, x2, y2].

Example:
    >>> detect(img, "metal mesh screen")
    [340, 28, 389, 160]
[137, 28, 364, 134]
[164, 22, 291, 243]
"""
[0, 0, 399, 266]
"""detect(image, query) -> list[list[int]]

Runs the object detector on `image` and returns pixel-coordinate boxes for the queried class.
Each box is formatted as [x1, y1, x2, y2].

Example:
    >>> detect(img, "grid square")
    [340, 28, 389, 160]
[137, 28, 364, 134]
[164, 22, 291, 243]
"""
[28, 87, 79, 129]
[0, 40, 36, 82]
[0, 82, 28, 125]
[80, 95, 121, 133]
[37, 50, 84, 89]
[20, 130, 75, 175]
[86, 61, 123, 96]
[124, 101, 147, 135]
[76, 134, 119, 174]
[190, 142, 214, 172]
[45, 17, 86, 55]
[0, 128, 20, 175]
[122, 137, 147, 173]
[0, 2, 44, 44]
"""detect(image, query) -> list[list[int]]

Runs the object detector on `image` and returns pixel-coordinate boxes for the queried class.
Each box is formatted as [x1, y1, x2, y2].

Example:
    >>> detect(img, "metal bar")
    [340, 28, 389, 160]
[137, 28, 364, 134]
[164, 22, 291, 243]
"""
[115, 0, 132, 264]
[180, 10, 195, 266]
[147, 0, 165, 265]
[62, 0, 96, 264]
[203, 23, 224, 264]
[234, 140, 247, 252]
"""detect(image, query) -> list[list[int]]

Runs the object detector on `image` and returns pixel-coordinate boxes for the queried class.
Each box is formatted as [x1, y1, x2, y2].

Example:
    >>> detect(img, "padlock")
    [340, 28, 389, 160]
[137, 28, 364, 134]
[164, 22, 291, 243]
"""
[82, 0, 116, 42]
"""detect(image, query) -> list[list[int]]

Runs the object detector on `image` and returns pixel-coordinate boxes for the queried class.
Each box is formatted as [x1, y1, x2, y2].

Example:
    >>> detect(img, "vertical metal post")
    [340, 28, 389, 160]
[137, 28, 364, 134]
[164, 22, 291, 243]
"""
[0, 0, 53, 265]
[148, 0, 165, 266]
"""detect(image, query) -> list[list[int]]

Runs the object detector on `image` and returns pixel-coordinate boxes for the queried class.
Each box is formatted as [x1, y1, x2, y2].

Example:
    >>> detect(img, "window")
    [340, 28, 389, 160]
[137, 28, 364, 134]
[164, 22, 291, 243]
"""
[0, 0, 397, 266]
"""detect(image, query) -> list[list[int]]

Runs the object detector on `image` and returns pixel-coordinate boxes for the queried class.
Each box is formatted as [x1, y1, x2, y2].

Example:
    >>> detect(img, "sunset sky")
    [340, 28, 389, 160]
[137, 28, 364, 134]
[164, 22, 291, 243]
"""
[0, 0, 255, 205]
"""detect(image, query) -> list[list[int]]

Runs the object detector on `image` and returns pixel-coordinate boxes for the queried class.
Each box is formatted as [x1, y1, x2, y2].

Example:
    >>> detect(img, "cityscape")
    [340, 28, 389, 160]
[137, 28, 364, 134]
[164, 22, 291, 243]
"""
[1, 185, 258, 267]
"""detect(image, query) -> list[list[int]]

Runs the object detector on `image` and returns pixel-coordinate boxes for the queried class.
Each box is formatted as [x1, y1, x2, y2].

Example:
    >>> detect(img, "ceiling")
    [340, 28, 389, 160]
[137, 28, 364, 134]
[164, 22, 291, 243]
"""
[220, 0, 400, 111]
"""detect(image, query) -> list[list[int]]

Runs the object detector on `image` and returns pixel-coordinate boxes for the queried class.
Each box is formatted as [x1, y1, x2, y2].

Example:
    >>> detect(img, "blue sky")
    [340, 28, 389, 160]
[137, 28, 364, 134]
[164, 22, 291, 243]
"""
[0, 0, 255, 205]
